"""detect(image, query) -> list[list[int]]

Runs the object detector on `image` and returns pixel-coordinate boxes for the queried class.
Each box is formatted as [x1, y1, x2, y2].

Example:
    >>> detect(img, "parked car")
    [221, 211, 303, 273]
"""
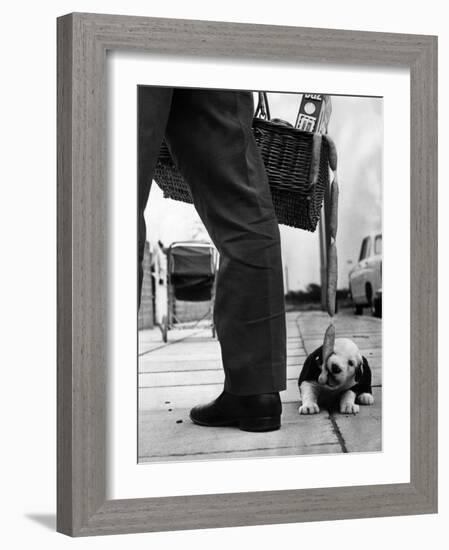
[348, 233, 382, 317]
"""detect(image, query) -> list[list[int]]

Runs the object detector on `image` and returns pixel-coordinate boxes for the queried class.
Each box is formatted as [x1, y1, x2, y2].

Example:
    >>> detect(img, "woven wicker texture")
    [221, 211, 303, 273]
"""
[153, 119, 331, 231]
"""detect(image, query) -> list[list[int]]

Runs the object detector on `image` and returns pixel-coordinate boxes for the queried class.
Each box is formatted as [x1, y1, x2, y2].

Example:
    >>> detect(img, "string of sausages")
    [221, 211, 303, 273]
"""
[310, 134, 339, 368]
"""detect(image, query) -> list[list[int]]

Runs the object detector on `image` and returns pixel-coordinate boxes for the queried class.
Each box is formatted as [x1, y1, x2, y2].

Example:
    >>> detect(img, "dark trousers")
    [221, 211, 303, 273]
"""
[138, 88, 286, 395]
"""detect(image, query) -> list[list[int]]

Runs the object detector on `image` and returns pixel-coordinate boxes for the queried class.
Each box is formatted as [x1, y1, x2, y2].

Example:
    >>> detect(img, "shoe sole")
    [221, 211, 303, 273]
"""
[190, 414, 281, 432]
[239, 416, 281, 432]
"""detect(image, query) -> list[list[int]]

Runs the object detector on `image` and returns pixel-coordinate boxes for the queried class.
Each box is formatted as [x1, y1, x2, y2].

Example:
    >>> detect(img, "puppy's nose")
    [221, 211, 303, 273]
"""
[318, 372, 328, 385]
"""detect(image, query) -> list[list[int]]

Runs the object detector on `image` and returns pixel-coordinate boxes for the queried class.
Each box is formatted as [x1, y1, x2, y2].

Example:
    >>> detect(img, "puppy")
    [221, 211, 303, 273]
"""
[298, 338, 374, 415]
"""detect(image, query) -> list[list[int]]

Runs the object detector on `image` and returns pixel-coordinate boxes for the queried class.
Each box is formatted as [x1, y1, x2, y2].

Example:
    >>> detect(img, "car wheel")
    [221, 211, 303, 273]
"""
[372, 297, 382, 318]
[349, 284, 363, 315]
[365, 283, 373, 308]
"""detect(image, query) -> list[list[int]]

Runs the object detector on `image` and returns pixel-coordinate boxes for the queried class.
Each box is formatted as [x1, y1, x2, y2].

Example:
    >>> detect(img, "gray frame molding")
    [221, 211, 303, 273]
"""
[57, 12, 438, 536]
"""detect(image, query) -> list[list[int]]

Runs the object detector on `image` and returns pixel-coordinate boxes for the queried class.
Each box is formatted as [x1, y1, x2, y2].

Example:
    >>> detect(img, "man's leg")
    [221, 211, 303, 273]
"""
[138, 87, 173, 301]
[165, 89, 286, 398]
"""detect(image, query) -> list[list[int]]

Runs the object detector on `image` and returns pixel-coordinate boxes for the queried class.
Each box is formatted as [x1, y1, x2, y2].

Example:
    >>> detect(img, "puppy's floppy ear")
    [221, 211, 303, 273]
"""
[298, 345, 323, 386]
[355, 353, 364, 382]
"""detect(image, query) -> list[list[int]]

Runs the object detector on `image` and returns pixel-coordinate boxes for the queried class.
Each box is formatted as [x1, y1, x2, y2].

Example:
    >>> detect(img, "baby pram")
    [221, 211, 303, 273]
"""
[161, 241, 218, 342]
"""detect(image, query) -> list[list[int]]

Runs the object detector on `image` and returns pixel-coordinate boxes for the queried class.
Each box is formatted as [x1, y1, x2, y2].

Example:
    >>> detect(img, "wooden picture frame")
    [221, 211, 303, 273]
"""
[57, 12, 438, 536]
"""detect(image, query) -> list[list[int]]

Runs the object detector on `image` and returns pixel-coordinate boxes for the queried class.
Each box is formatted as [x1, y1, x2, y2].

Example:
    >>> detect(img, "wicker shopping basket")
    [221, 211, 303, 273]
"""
[153, 92, 333, 231]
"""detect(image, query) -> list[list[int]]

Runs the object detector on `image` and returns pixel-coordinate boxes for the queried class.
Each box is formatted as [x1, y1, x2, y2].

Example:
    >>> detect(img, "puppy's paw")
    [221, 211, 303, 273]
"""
[357, 393, 374, 406]
[340, 402, 360, 415]
[299, 403, 320, 415]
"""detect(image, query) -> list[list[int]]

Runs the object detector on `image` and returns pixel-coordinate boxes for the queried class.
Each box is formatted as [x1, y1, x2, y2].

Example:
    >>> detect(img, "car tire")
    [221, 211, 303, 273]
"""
[365, 283, 373, 307]
[372, 297, 382, 318]
[349, 284, 363, 315]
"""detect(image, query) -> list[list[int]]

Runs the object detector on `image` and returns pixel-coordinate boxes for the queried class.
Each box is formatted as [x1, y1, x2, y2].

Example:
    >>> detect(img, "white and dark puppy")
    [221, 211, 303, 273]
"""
[298, 338, 374, 415]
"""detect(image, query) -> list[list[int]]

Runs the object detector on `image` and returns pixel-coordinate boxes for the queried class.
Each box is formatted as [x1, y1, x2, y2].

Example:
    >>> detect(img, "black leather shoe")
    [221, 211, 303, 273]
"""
[189, 391, 281, 432]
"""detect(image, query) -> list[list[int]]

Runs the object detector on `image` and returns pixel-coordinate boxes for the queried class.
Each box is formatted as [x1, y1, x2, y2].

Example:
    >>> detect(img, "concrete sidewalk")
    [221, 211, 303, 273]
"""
[138, 310, 381, 463]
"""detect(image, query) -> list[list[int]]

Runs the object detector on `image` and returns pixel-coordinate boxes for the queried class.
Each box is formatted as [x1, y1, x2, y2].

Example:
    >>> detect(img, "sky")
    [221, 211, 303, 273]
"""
[144, 92, 382, 291]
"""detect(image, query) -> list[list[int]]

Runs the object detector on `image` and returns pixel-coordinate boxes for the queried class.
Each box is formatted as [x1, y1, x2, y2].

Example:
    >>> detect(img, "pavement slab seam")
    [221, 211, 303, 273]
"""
[328, 413, 349, 453]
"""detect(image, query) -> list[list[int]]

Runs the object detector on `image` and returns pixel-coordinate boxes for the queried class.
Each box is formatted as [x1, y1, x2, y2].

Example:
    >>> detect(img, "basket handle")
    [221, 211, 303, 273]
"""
[256, 91, 302, 123]
[255, 92, 293, 127]
[255, 92, 271, 120]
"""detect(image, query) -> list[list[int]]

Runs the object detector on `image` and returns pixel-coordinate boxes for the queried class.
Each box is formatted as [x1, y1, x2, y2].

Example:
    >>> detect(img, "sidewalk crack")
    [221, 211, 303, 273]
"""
[328, 412, 348, 453]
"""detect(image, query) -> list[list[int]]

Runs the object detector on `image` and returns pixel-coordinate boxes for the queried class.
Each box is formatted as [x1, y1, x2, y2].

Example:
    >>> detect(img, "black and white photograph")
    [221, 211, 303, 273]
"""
[137, 87, 382, 463]
[1, 0, 441, 543]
